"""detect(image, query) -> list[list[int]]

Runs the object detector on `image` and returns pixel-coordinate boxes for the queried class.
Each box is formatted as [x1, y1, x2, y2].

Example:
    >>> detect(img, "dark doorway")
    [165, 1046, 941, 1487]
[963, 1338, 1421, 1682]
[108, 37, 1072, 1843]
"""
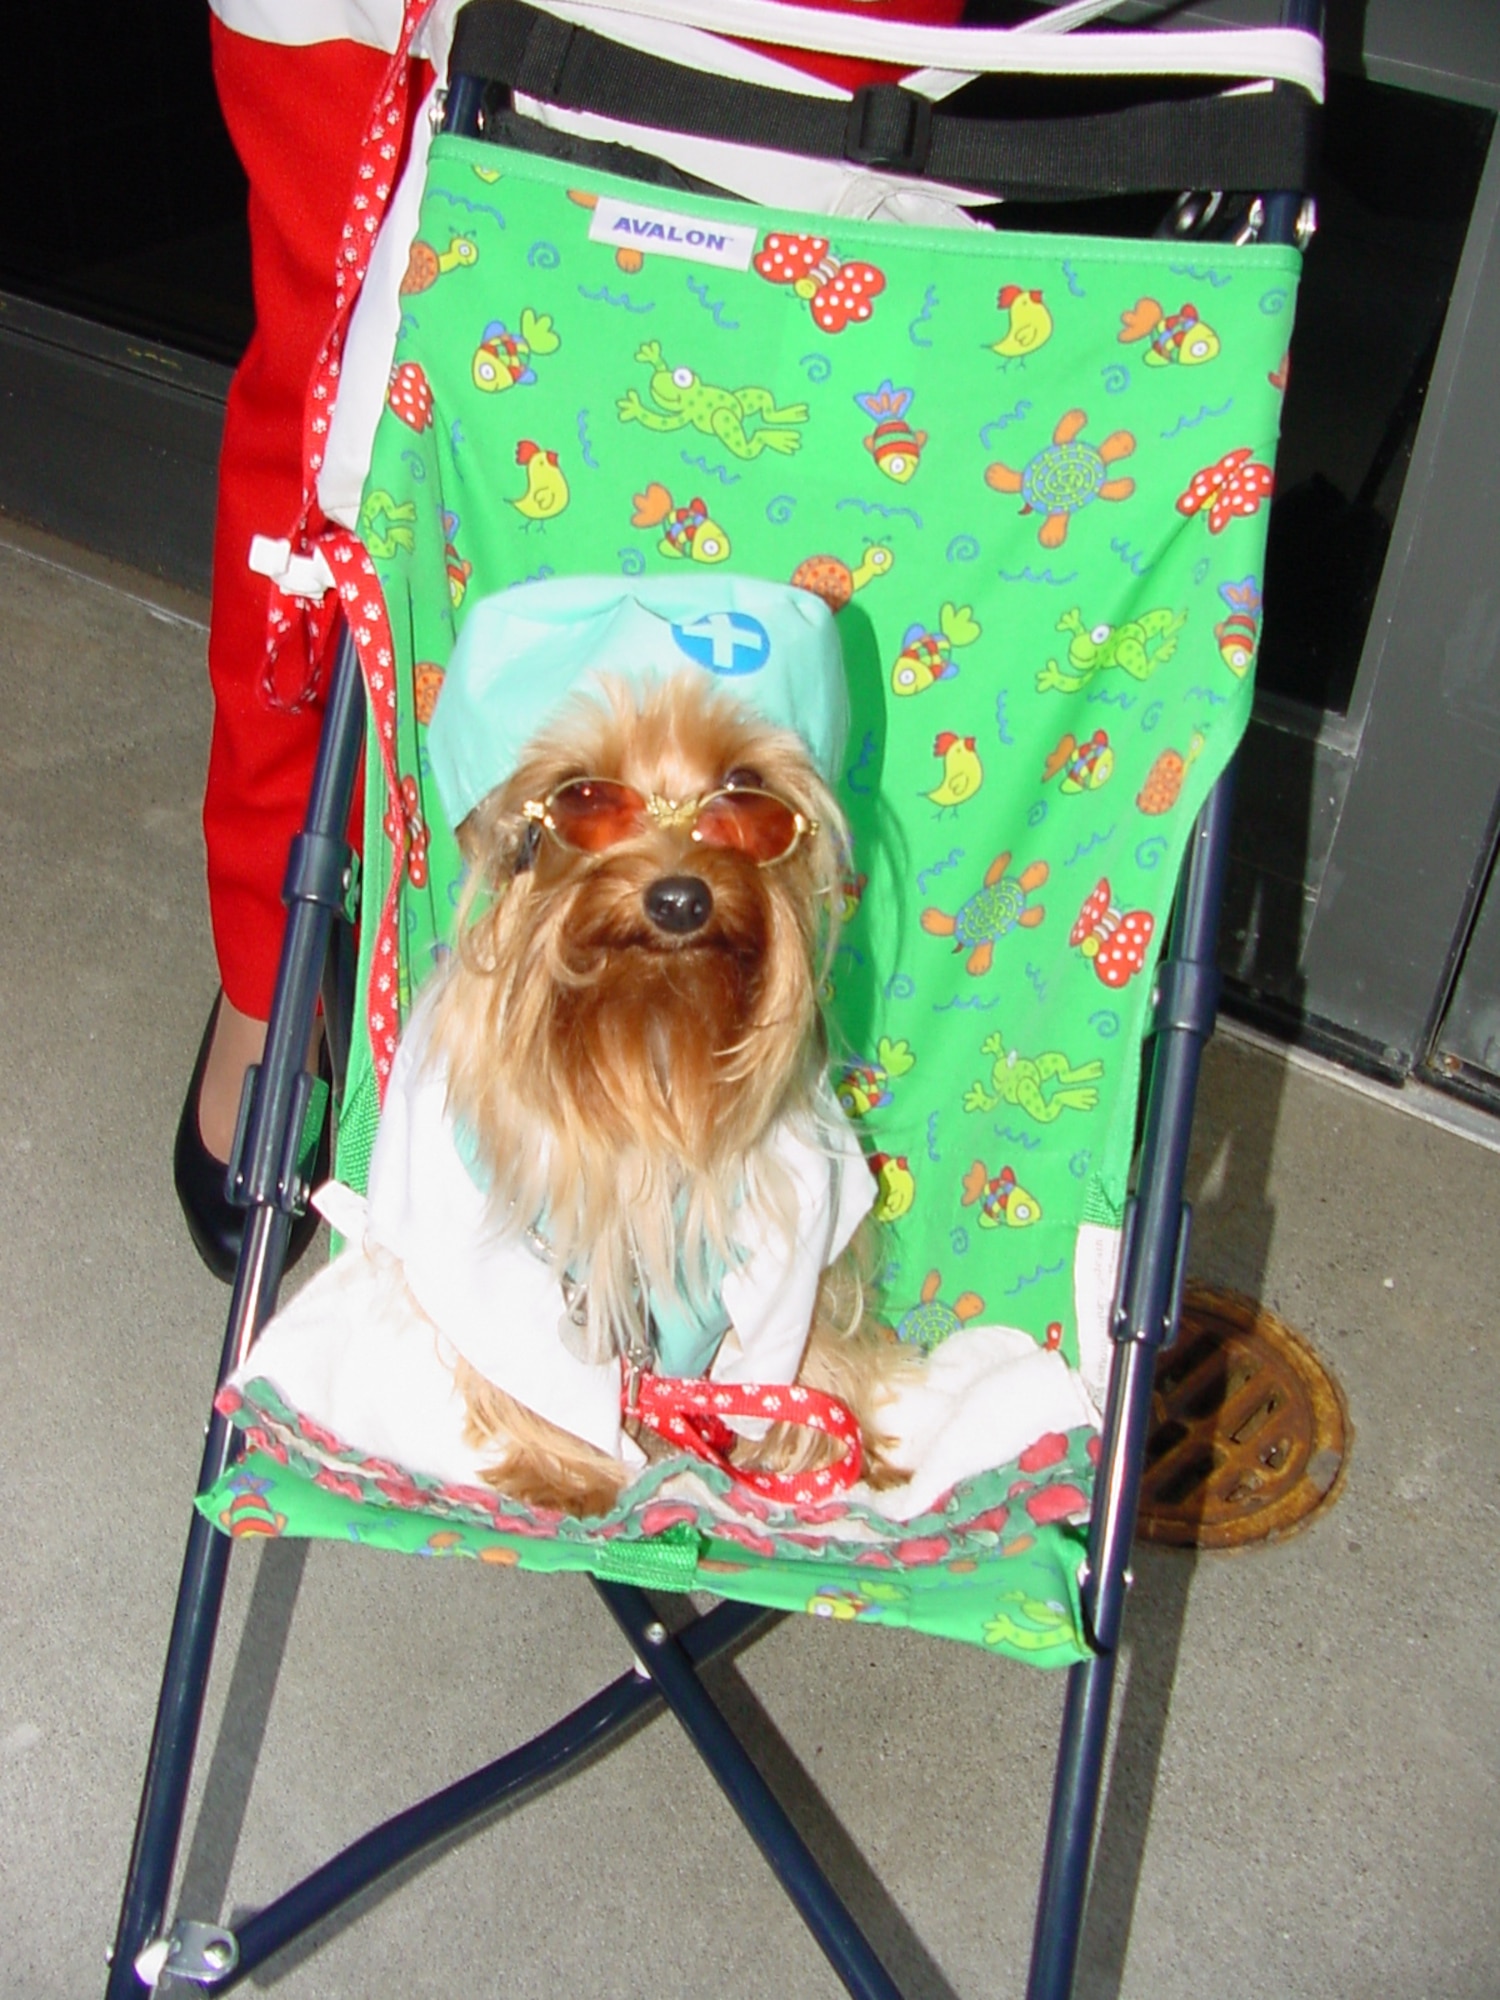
[0, 0, 252, 362]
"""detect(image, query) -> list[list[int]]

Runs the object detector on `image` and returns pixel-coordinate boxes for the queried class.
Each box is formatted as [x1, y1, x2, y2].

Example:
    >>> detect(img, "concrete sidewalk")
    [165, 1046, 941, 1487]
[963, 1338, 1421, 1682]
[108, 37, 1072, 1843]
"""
[2, 521, 1496, 1999]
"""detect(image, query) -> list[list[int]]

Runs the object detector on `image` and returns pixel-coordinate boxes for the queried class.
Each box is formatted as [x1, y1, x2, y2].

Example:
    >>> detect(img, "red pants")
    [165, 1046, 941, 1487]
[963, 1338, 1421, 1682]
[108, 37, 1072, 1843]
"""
[205, 20, 389, 1018]
[204, 4, 965, 1018]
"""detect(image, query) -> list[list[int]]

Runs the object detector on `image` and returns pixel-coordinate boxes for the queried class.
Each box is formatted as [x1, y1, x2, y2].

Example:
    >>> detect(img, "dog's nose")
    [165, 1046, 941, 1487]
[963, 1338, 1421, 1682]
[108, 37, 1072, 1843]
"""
[644, 875, 714, 935]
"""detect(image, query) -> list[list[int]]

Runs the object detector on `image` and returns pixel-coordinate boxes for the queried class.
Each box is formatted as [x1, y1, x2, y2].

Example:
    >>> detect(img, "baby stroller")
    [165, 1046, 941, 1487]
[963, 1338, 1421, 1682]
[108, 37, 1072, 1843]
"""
[108, 2, 1322, 1993]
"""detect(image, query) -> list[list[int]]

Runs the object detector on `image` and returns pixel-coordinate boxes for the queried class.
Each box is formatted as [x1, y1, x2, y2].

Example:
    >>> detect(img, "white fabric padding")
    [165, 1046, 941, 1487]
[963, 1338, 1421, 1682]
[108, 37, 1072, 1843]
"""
[233, 1213, 505, 1487]
[862, 1324, 1098, 1522]
[207, 0, 1323, 98]
[235, 1220, 1105, 1520]
[535, 3, 1324, 96]
[1072, 1219, 1121, 1416]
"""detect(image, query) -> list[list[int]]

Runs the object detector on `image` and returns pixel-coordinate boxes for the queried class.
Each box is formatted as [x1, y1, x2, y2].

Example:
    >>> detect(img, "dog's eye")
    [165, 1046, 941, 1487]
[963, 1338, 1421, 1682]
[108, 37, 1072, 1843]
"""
[723, 766, 764, 791]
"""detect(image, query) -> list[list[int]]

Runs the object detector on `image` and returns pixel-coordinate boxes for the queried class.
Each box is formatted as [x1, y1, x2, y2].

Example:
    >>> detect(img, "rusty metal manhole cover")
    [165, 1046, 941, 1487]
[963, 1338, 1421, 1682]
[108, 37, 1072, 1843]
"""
[1138, 1286, 1349, 1550]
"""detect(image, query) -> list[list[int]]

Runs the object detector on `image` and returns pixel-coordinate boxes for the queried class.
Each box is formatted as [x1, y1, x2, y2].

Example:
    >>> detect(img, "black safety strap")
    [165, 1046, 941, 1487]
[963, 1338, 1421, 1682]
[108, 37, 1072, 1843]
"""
[448, 0, 1317, 199]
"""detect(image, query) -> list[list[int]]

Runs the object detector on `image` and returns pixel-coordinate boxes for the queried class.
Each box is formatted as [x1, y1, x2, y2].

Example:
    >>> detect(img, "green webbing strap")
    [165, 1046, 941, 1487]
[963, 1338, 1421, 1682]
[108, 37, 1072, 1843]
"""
[586, 1524, 704, 1591]
[334, 1069, 380, 1203]
[297, 1076, 331, 1184]
[329, 738, 390, 1204]
[449, 0, 1318, 197]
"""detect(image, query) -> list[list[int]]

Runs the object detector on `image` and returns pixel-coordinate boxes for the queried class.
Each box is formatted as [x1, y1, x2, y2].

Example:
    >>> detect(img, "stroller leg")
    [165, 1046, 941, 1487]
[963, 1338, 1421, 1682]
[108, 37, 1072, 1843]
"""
[1031, 92, 1313, 1993]
[1025, 766, 1238, 2000]
[598, 1582, 905, 2000]
[106, 628, 366, 1997]
[105, 1512, 236, 1997]
[1027, 1651, 1118, 2000]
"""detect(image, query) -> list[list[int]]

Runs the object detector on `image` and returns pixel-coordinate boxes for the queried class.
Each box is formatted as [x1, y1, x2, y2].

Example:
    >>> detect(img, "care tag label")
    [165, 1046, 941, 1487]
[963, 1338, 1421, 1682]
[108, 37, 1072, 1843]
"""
[587, 197, 758, 271]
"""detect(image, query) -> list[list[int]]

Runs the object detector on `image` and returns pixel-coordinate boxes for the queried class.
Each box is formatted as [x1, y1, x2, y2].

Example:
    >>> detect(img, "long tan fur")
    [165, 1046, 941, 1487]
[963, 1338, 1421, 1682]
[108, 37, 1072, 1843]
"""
[431, 670, 912, 1514]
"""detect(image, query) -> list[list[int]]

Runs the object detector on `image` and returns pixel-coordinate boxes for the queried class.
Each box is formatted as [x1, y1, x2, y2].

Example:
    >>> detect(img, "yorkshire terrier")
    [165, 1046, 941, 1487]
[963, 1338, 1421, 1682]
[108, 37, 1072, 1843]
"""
[426, 667, 913, 1517]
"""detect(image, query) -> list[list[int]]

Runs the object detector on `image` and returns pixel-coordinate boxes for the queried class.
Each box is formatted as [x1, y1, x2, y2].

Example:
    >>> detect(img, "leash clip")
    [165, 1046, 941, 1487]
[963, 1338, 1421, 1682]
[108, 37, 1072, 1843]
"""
[623, 1335, 651, 1417]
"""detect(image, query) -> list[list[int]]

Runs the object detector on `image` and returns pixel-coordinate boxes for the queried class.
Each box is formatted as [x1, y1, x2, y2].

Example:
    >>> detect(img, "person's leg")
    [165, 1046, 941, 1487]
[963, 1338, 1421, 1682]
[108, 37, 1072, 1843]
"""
[193, 21, 390, 1160]
[178, 22, 395, 1276]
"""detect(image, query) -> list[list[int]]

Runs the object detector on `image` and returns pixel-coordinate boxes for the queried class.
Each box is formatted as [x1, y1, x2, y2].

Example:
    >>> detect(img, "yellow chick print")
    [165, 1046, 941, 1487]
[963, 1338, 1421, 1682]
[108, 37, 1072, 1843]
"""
[988, 285, 1053, 362]
[925, 731, 983, 814]
[509, 440, 569, 524]
[869, 1152, 916, 1223]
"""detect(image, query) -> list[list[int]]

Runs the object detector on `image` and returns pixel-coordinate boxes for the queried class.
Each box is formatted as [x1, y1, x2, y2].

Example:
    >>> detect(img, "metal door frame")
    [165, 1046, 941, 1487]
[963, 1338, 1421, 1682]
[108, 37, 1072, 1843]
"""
[1222, 1, 1500, 1089]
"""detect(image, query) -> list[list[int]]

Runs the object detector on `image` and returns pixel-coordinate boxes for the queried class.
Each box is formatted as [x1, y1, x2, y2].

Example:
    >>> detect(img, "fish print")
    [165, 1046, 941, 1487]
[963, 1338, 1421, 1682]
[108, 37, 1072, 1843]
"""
[854, 381, 927, 484]
[630, 482, 731, 563]
[1118, 297, 1221, 367]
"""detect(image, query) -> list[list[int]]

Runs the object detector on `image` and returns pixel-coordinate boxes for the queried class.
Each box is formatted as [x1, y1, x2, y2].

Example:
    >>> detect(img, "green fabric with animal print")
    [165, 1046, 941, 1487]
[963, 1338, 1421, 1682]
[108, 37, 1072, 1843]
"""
[346, 135, 1296, 1351]
[200, 1428, 1100, 1666]
[232, 134, 1300, 1663]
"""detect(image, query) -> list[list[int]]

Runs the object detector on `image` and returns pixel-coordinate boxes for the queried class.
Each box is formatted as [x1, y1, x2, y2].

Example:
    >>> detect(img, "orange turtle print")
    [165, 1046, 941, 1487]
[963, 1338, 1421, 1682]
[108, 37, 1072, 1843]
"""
[984, 408, 1136, 548]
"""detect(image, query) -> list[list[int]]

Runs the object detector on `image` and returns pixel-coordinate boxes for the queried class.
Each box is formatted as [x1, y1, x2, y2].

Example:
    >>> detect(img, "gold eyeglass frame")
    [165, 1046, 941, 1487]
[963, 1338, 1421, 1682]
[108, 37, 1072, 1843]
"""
[520, 778, 817, 867]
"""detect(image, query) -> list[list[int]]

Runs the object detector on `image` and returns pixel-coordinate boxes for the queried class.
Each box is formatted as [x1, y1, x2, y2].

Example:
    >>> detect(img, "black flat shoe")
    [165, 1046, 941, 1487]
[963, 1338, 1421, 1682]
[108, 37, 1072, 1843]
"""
[173, 995, 331, 1284]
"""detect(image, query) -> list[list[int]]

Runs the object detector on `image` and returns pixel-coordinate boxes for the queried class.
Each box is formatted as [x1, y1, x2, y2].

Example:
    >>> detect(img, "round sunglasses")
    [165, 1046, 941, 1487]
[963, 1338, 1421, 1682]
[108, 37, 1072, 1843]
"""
[521, 777, 817, 867]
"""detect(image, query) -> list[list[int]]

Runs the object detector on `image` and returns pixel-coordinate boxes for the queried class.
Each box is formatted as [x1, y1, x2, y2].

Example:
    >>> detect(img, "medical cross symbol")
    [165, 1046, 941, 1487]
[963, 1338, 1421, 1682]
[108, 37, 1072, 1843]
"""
[670, 611, 771, 677]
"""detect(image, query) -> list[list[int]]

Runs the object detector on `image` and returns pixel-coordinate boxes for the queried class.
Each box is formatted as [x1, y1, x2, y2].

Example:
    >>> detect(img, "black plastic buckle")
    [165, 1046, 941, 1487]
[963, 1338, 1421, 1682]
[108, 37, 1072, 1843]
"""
[843, 84, 934, 174]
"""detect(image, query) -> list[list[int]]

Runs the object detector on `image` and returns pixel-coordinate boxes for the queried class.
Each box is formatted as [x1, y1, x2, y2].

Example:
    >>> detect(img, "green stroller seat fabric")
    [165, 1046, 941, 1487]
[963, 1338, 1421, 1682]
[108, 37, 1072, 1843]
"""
[204, 132, 1299, 1668]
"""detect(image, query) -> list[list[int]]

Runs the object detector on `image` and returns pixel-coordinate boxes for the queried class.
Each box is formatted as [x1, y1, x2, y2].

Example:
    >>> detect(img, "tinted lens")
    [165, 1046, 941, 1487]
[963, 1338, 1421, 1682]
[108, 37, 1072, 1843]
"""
[545, 778, 647, 852]
[692, 789, 804, 864]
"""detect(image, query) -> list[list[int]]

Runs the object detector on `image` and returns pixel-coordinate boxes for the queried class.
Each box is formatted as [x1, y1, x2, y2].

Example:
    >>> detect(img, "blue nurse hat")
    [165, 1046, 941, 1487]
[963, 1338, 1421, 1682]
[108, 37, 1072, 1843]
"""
[427, 573, 849, 828]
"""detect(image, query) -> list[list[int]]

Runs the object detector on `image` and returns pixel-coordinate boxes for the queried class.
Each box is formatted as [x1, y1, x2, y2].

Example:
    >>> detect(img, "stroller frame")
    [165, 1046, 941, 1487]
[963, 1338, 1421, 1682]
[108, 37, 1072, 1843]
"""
[107, 14, 1317, 1993]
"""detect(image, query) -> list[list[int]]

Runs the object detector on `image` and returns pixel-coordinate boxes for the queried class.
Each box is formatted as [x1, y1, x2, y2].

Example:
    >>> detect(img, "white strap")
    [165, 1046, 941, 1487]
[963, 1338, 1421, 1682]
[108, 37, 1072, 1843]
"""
[206, 0, 406, 52]
[312, 1180, 371, 1239]
[1012, 0, 1138, 27]
[549, 0, 1325, 101]
[526, 0, 848, 95]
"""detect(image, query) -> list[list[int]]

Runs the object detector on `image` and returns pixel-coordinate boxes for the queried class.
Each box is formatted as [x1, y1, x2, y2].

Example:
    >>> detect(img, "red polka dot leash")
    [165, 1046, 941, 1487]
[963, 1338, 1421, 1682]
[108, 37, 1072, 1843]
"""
[259, 0, 436, 712]
[244, 0, 437, 1093]
[625, 1367, 864, 1505]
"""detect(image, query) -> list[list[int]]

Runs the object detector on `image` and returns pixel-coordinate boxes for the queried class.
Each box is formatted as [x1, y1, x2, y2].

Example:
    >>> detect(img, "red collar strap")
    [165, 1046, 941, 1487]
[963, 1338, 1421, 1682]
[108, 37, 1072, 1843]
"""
[625, 1367, 863, 1505]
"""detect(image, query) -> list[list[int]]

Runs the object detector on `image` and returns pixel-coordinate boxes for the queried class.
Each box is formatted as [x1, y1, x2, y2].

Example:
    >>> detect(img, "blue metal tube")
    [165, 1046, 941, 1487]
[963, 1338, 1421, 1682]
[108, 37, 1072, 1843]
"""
[1025, 1653, 1118, 2000]
[1087, 771, 1237, 1652]
[105, 632, 366, 1998]
[1023, 68, 1314, 1948]
[1263, 0, 1322, 246]
[1024, 764, 1239, 2000]
[226, 1597, 773, 1984]
[104, 1513, 234, 1999]
[442, 71, 487, 139]
[597, 1582, 904, 2000]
